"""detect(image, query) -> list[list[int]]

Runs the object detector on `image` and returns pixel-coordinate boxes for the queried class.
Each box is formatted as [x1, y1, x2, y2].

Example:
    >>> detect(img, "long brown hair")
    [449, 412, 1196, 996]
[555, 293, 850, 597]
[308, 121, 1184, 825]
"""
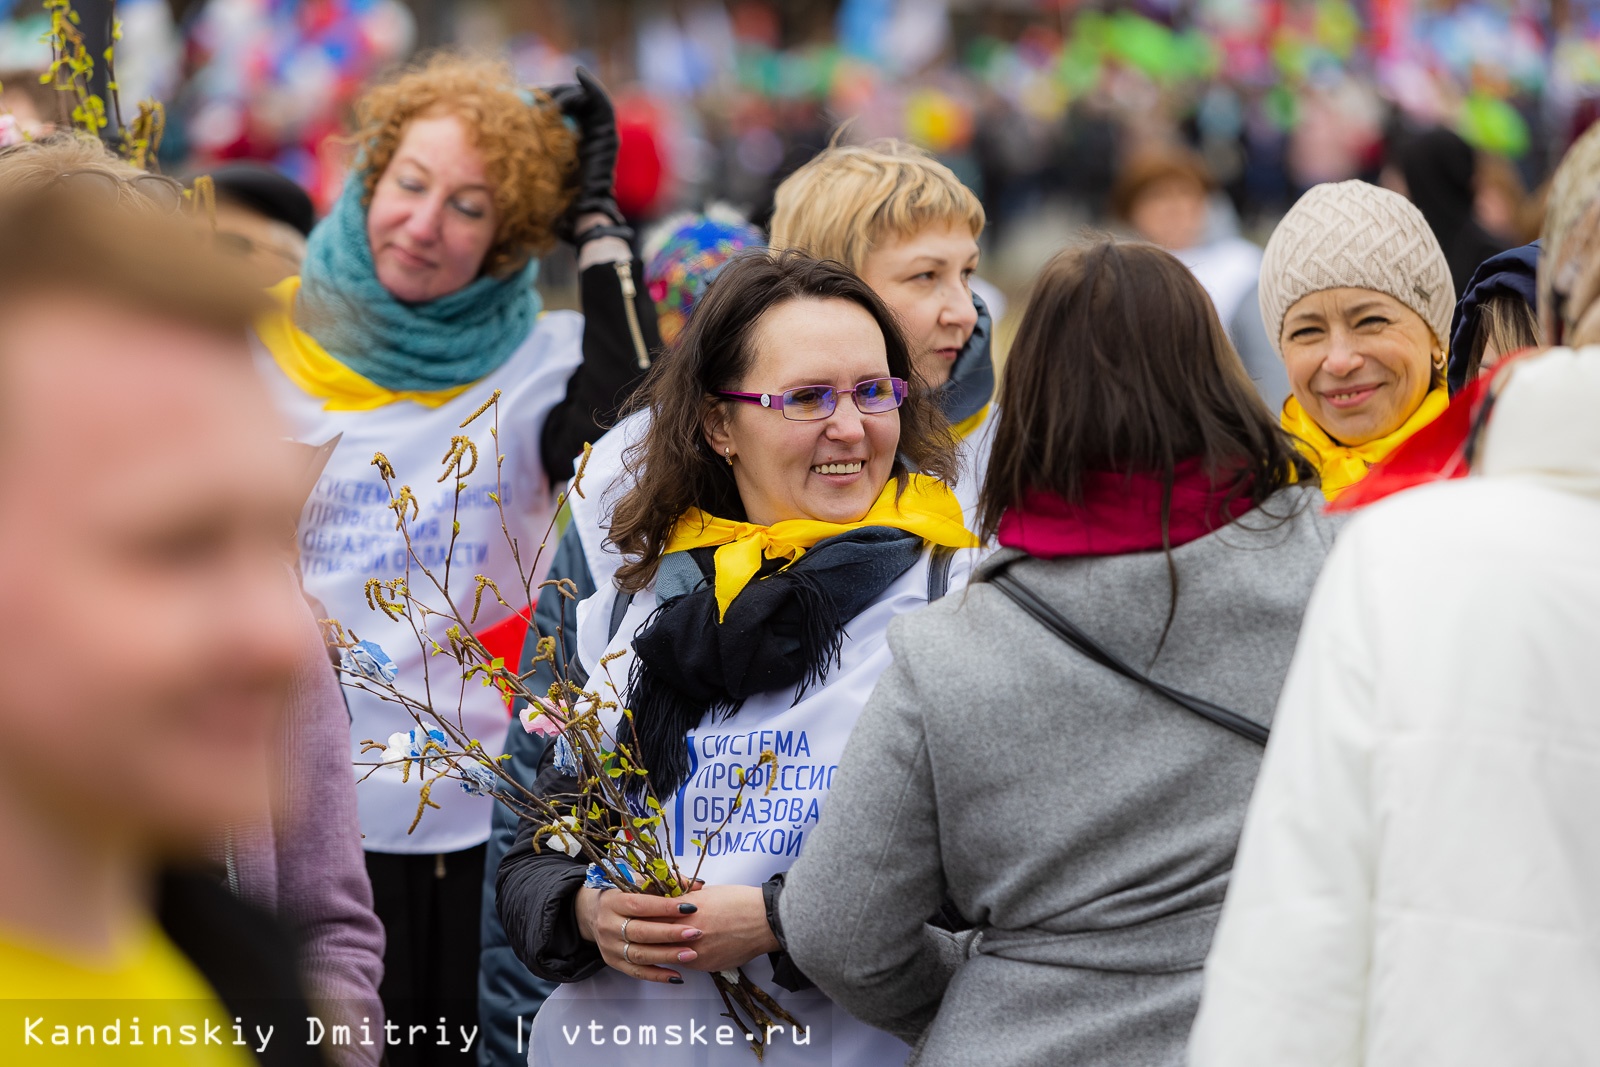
[610, 249, 958, 593]
[980, 239, 1314, 541]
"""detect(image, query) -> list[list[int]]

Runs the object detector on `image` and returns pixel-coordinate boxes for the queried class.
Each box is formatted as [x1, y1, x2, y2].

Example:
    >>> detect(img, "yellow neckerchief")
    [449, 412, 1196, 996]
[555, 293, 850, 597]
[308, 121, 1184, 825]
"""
[1281, 387, 1450, 501]
[665, 474, 978, 621]
[0, 919, 253, 1066]
[950, 403, 991, 440]
[255, 277, 476, 411]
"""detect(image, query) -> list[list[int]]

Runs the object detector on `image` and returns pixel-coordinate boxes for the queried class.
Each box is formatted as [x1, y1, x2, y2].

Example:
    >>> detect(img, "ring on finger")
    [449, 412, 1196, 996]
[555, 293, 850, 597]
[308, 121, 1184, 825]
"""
[620, 917, 632, 943]
[622, 942, 634, 965]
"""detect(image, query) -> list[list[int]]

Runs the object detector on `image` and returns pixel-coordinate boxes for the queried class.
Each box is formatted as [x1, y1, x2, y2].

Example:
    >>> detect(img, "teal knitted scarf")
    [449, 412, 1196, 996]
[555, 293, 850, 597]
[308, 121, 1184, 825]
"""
[295, 174, 541, 392]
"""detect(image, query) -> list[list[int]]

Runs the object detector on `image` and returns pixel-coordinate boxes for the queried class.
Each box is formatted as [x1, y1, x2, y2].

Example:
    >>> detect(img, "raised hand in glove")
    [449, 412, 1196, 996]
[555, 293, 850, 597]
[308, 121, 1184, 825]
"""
[548, 66, 625, 241]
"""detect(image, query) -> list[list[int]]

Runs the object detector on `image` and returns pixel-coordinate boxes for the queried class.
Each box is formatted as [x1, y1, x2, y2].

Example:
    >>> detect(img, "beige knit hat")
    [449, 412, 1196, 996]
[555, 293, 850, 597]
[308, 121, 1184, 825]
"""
[1258, 180, 1454, 357]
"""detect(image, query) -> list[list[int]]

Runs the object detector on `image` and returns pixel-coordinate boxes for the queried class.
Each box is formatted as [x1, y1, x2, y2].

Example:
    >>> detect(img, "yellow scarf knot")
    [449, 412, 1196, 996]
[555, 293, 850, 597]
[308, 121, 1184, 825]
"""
[1281, 387, 1450, 501]
[664, 474, 978, 621]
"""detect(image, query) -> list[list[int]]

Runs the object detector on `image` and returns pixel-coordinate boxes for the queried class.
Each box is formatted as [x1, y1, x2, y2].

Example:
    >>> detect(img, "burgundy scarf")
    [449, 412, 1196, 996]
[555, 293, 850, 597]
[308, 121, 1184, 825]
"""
[997, 459, 1255, 559]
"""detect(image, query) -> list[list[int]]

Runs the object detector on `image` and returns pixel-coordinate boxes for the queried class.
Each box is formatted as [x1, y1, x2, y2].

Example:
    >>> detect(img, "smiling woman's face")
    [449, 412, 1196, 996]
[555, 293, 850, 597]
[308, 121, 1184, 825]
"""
[366, 113, 498, 303]
[1280, 287, 1438, 445]
[704, 297, 901, 527]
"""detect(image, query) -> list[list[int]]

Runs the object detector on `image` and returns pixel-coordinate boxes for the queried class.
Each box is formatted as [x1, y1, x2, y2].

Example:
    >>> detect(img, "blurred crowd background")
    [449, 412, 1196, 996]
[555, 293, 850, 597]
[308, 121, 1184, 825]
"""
[2, 0, 1596, 296]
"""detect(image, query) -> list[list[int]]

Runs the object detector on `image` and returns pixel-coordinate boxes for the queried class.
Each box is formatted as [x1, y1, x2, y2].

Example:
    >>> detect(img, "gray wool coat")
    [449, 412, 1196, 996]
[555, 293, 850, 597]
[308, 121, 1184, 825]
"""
[780, 486, 1339, 1067]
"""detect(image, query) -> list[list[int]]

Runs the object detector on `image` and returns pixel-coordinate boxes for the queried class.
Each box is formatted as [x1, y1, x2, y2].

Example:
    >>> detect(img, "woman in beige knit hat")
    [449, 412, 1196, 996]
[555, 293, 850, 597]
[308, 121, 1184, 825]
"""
[1190, 122, 1600, 1067]
[1258, 180, 1455, 499]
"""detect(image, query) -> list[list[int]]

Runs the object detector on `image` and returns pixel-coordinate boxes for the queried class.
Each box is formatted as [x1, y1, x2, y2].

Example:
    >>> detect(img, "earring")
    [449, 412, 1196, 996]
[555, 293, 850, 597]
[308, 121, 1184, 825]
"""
[724, 447, 733, 466]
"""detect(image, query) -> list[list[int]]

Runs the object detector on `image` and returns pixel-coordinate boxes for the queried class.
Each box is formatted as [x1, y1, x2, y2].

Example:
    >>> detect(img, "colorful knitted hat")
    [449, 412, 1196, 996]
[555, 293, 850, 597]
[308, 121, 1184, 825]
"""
[644, 207, 766, 344]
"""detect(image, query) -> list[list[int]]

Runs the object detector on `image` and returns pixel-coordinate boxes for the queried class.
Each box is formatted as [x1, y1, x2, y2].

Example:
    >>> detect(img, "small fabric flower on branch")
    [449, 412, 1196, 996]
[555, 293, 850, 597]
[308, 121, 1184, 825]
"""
[543, 814, 584, 857]
[458, 760, 497, 796]
[522, 708, 565, 736]
[342, 640, 398, 683]
[380, 727, 449, 780]
[551, 734, 579, 776]
[582, 858, 640, 890]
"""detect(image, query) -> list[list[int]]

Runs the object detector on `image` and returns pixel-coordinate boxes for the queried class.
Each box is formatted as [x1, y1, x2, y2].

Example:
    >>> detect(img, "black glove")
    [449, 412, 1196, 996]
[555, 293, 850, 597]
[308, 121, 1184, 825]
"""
[548, 66, 625, 241]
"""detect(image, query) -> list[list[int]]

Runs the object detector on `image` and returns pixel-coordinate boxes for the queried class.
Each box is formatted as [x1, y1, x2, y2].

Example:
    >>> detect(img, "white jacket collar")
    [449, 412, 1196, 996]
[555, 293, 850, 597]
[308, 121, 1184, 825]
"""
[1480, 346, 1600, 501]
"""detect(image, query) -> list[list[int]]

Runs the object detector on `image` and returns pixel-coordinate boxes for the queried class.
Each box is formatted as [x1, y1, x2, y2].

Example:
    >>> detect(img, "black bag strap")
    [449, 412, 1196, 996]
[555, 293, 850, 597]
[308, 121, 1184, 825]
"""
[927, 544, 956, 602]
[607, 587, 636, 642]
[983, 560, 1268, 747]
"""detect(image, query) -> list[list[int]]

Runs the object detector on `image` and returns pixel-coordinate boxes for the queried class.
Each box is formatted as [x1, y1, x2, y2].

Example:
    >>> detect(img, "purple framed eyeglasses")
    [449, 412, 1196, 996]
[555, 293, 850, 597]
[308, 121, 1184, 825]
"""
[715, 377, 908, 422]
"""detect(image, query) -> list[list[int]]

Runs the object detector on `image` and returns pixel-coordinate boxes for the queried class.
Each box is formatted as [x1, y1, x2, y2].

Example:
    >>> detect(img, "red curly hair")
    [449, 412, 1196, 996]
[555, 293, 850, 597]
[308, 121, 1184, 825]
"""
[352, 52, 578, 277]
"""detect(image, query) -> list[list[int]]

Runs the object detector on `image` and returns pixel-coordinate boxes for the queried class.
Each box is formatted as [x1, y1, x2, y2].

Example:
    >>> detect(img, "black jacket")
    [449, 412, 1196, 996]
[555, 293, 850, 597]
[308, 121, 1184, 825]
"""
[477, 523, 590, 1064]
[495, 740, 605, 984]
[538, 259, 661, 487]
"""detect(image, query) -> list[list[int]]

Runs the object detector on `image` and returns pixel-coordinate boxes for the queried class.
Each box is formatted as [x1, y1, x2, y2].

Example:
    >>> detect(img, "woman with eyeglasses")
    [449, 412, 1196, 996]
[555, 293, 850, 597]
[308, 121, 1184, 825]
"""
[496, 250, 979, 1066]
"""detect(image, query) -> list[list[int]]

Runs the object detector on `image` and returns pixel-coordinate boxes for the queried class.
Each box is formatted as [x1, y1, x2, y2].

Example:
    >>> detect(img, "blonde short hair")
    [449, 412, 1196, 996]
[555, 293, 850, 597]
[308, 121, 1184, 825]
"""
[769, 139, 984, 274]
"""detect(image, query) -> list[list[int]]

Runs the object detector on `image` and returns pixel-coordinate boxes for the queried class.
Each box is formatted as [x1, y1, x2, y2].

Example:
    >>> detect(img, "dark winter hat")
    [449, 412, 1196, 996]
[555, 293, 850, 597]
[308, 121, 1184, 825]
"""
[1447, 241, 1540, 394]
[204, 162, 316, 237]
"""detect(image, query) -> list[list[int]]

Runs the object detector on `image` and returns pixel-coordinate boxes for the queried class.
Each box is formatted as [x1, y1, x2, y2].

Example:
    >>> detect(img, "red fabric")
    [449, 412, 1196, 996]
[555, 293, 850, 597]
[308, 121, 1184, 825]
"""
[614, 98, 668, 219]
[997, 460, 1256, 559]
[474, 609, 532, 714]
[1326, 350, 1532, 513]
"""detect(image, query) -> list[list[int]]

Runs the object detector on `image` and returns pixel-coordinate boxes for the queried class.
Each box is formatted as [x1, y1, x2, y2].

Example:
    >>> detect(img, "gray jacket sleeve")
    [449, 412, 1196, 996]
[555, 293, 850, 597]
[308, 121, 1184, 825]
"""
[779, 626, 968, 1043]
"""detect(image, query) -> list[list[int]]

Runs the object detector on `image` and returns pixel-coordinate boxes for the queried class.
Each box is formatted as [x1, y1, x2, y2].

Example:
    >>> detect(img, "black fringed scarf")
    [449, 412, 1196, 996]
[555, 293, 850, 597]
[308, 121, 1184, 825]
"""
[624, 527, 925, 797]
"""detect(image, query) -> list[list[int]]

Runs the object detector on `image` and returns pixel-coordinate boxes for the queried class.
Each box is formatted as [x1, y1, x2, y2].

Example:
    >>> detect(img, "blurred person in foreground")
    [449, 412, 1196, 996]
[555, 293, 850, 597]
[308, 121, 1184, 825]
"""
[248, 53, 658, 1060]
[0, 132, 387, 1066]
[1113, 146, 1289, 410]
[1259, 180, 1455, 501]
[0, 188, 320, 1065]
[1189, 122, 1600, 1067]
[780, 241, 1332, 1066]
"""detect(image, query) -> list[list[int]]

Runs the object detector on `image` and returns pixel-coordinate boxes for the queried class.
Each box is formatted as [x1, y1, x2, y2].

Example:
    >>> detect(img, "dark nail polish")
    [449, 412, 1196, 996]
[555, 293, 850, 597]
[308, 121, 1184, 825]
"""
[668, 977, 684, 985]
[678, 903, 698, 914]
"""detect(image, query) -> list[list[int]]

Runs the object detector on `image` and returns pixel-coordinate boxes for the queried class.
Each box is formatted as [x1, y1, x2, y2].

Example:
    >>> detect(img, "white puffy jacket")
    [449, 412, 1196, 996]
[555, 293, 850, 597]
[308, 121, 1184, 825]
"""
[1189, 347, 1600, 1067]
